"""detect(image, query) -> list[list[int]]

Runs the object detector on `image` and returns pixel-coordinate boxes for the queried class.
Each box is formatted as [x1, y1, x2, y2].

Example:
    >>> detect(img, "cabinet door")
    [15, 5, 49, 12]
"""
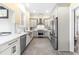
[16, 38, 20, 55]
[11, 39, 20, 55]
[0, 38, 20, 55]
[26, 35, 31, 45]
[30, 19, 37, 27]
[11, 45, 17, 55]
[0, 48, 11, 55]
[58, 7, 70, 51]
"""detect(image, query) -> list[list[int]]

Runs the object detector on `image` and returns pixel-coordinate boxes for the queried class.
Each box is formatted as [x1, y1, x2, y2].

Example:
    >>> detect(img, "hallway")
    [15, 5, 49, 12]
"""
[22, 38, 74, 55]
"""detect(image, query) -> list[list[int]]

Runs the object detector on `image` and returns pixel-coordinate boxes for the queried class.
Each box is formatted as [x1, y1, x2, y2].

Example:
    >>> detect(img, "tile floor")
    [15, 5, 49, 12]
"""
[22, 37, 74, 55]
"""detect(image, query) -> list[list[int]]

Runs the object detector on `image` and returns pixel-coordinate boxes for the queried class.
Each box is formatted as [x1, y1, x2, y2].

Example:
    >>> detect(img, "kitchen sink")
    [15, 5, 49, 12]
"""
[0, 32, 11, 36]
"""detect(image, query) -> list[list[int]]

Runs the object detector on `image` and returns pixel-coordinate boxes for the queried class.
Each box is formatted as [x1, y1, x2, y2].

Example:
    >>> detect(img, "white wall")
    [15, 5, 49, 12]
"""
[75, 8, 79, 34]
[25, 10, 30, 30]
[0, 8, 16, 33]
[9, 10, 16, 33]
[0, 19, 11, 32]
[69, 7, 74, 52]
[69, 3, 79, 52]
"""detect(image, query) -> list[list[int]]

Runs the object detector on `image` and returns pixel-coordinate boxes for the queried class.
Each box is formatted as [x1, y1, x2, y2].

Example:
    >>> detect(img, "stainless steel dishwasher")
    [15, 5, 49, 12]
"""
[20, 34, 26, 54]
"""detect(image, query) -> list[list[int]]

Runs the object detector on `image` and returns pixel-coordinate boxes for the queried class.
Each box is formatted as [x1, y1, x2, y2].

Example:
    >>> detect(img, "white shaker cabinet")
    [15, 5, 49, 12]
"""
[26, 35, 31, 46]
[0, 38, 20, 55]
[57, 7, 70, 51]
[10, 38, 20, 55]
[0, 47, 11, 55]
[26, 32, 33, 46]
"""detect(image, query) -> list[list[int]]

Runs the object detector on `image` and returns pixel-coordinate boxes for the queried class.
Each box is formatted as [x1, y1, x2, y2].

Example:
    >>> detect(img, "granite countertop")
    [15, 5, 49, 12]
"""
[0, 32, 27, 45]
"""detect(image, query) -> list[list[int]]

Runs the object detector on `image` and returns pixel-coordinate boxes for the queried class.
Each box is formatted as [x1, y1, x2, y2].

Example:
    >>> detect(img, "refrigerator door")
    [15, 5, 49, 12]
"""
[51, 35, 58, 50]
[52, 17, 58, 37]
[51, 17, 58, 50]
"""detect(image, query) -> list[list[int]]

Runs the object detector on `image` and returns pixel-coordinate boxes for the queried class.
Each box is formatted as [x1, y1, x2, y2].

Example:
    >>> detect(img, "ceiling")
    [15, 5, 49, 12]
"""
[25, 3, 56, 14]
[20, 3, 70, 14]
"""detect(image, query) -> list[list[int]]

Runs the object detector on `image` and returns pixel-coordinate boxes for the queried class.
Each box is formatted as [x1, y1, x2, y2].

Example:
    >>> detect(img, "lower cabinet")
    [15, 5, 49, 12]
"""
[0, 47, 11, 55]
[26, 33, 33, 46]
[10, 39, 20, 55]
[32, 31, 38, 37]
[26, 35, 31, 46]
[0, 38, 20, 55]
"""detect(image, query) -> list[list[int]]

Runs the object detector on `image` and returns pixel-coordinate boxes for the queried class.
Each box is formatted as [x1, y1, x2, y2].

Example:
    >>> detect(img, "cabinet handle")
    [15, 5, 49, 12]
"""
[8, 40, 17, 45]
[12, 46, 16, 54]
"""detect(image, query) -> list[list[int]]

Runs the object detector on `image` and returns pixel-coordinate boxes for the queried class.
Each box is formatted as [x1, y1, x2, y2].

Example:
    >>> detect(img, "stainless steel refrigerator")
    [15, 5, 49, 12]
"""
[50, 17, 58, 50]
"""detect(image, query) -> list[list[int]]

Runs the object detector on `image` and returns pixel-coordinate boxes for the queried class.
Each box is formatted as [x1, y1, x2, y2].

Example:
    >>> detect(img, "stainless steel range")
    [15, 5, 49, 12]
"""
[38, 30, 45, 38]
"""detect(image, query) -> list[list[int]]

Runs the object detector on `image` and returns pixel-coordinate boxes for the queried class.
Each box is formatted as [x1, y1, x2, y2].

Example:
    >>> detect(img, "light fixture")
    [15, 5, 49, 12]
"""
[46, 10, 49, 13]
[26, 3, 30, 8]
[33, 10, 36, 13]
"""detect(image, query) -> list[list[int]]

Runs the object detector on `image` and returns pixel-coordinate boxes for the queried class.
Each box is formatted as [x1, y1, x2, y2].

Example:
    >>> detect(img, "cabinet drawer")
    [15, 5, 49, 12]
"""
[8, 40, 17, 46]
[0, 47, 11, 55]
[0, 39, 17, 53]
[0, 43, 9, 53]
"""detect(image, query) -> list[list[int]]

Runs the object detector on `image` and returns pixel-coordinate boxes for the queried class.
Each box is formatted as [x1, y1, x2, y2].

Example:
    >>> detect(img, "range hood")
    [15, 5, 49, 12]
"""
[33, 18, 48, 31]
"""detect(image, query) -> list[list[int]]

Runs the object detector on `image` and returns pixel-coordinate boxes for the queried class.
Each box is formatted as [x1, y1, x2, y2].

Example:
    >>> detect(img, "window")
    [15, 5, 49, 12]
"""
[0, 6, 8, 18]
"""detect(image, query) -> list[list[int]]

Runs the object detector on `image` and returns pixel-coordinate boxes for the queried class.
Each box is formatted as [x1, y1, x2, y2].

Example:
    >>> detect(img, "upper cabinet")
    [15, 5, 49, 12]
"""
[30, 14, 51, 27]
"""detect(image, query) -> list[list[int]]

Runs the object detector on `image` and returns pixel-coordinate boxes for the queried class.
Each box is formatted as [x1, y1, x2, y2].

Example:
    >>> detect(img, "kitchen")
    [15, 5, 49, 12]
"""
[0, 3, 78, 55]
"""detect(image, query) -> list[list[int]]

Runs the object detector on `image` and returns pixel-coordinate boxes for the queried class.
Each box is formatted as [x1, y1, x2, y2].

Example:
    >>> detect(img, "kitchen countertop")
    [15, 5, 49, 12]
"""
[0, 32, 27, 46]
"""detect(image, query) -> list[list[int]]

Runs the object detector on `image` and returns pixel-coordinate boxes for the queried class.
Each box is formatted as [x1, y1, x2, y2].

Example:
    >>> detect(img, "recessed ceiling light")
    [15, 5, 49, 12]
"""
[26, 3, 29, 8]
[33, 10, 36, 13]
[46, 10, 49, 13]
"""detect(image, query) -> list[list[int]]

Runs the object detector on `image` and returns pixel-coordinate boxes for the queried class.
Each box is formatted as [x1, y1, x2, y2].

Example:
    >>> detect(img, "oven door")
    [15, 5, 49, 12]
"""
[38, 30, 44, 38]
